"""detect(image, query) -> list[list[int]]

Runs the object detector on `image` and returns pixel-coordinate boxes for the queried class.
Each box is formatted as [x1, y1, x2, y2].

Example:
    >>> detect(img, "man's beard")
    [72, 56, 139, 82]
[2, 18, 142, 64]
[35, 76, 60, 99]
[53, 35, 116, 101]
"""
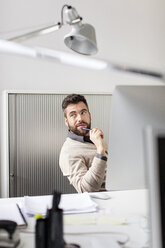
[68, 122, 91, 136]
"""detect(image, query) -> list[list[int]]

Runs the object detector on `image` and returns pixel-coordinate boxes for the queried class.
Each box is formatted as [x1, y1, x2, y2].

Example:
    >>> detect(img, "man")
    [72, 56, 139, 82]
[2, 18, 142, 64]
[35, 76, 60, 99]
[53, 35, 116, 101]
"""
[59, 94, 107, 193]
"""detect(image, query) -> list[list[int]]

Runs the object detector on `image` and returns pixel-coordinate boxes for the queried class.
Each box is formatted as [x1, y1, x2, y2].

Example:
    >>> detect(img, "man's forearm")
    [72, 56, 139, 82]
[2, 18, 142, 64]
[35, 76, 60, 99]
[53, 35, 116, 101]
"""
[69, 156, 107, 193]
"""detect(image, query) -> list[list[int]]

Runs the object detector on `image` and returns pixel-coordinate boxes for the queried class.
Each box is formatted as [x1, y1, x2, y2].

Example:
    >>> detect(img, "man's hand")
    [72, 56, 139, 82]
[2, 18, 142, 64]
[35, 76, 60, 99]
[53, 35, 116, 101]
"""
[89, 128, 107, 156]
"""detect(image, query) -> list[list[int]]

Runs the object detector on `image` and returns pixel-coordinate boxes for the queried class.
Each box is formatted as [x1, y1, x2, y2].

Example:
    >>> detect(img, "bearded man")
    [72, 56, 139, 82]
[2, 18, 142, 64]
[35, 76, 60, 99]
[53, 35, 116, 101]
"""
[59, 94, 107, 193]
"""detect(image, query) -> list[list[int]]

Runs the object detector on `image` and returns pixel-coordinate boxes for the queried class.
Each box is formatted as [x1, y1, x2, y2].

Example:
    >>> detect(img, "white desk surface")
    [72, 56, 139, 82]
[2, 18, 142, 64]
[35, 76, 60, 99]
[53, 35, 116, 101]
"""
[0, 189, 149, 248]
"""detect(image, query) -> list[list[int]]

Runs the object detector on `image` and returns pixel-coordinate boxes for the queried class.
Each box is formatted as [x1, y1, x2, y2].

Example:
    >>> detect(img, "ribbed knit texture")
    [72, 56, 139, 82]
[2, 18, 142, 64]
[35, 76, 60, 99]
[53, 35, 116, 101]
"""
[59, 137, 107, 193]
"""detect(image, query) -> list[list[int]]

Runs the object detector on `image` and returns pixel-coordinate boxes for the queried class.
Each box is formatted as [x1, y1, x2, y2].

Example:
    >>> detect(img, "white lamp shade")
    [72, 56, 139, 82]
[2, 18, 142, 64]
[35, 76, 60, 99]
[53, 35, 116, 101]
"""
[64, 23, 98, 55]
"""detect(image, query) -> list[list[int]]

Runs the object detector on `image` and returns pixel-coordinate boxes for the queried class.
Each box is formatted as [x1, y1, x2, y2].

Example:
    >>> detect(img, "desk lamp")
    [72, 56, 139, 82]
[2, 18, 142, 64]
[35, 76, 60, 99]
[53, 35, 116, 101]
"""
[0, 4, 164, 81]
[8, 4, 97, 56]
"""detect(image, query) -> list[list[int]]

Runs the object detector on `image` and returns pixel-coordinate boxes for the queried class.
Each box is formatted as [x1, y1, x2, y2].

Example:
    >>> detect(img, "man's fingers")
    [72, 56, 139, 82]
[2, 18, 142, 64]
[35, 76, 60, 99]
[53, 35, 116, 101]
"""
[90, 128, 104, 139]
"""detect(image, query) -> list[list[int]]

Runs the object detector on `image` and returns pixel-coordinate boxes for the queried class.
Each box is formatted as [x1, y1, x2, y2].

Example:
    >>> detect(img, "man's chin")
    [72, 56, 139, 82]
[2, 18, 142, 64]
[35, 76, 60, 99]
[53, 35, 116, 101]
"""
[71, 128, 88, 136]
[78, 126, 90, 135]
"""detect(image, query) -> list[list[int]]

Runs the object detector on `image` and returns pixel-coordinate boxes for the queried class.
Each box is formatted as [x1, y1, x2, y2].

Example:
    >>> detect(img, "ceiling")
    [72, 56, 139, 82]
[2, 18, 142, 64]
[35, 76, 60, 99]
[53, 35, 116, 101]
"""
[0, 0, 165, 88]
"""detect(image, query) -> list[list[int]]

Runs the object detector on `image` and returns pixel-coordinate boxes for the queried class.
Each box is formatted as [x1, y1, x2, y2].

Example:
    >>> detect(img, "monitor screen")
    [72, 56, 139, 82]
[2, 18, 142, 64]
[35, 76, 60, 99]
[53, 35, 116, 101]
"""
[157, 136, 165, 248]
[144, 127, 165, 248]
[106, 85, 165, 191]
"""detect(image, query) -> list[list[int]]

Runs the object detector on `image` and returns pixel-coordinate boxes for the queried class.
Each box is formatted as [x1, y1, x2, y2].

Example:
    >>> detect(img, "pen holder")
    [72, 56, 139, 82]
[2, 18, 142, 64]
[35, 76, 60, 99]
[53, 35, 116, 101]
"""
[47, 208, 64, 248]
[35, 191, 65, 248]
[35, 218, 47, 248]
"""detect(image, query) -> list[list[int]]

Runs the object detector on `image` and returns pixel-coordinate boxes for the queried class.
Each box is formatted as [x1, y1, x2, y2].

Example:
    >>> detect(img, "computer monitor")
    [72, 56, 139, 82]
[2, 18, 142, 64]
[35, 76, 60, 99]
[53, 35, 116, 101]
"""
[144, 127, 165, 248]
[106, 85, 165, 190]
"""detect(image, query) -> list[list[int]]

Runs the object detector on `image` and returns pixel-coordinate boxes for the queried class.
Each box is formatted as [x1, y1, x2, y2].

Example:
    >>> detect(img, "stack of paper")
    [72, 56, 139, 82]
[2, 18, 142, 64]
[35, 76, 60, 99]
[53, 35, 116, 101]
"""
[24, 192, 98, 216]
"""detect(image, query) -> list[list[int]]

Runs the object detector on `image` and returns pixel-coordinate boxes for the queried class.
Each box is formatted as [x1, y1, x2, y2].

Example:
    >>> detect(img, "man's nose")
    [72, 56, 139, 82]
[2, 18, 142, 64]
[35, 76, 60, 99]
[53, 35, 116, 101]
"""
[76, 113, 83, 122]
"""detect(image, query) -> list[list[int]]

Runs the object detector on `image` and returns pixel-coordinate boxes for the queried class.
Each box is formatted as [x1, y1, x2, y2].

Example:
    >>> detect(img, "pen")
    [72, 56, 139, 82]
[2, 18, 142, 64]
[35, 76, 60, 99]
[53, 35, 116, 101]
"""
[16, 204, 28, 227]
[81, 127, 92, 131]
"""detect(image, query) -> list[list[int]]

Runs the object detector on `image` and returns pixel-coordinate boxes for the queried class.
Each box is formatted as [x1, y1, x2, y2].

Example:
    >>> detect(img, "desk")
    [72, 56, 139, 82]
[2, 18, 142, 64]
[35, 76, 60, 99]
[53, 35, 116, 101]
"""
[0, 189, 149, 248]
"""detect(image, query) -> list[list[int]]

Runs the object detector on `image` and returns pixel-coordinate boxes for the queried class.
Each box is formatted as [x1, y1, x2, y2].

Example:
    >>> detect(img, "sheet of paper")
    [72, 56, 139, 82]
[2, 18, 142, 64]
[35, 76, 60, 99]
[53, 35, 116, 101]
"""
[24, 192, 98, 215]
[64, 214, 126, 225]
[0, 203, 27, 226]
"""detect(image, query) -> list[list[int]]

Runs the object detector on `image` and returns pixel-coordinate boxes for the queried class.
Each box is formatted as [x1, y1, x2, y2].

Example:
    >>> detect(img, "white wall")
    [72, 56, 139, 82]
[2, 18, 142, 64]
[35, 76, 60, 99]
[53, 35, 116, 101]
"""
[0, 0, 164, 91]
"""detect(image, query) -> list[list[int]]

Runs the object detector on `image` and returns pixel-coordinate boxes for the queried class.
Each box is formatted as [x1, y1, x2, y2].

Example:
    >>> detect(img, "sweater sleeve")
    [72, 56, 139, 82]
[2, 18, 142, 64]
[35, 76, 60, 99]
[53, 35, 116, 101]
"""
[59, 142, 107, 193]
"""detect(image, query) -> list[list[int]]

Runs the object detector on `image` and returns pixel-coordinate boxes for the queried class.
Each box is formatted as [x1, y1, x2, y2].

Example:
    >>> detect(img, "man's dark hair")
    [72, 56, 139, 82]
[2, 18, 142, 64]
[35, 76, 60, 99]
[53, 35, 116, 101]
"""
[62, 94, 88, 116]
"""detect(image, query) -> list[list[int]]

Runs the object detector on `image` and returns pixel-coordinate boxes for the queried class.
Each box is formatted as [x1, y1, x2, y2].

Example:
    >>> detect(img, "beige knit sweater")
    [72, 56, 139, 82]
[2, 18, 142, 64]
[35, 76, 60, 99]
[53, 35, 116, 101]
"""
[59, 137, 107, 193]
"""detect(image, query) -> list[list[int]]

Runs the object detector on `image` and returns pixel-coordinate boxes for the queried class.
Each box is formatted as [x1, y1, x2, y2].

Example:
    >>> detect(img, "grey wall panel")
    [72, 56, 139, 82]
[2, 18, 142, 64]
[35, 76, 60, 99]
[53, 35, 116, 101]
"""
[8, 93, 111, 197]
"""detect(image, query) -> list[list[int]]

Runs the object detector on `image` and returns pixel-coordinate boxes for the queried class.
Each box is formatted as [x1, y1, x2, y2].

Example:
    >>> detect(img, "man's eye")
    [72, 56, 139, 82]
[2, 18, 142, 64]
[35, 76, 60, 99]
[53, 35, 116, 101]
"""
[70, 113, 76, 117]
[82, 110, 87, 115]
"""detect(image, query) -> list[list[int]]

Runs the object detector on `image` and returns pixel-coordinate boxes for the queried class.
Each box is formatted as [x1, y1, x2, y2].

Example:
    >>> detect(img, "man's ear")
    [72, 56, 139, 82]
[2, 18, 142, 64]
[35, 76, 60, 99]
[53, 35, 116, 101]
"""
[64, 117, 68, 127]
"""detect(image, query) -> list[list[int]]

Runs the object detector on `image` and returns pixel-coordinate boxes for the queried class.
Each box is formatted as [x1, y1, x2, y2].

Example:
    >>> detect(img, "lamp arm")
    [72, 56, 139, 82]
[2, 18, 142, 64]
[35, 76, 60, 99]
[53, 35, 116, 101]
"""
[61, 5, 82, 25]
[61, 4, 70, 25]
[8, 23, 62, 42]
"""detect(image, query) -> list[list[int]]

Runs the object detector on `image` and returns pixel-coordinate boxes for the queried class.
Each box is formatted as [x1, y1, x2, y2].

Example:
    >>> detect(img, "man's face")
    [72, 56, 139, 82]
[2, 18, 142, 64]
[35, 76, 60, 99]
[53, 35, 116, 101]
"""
[64, 101, 91, 136]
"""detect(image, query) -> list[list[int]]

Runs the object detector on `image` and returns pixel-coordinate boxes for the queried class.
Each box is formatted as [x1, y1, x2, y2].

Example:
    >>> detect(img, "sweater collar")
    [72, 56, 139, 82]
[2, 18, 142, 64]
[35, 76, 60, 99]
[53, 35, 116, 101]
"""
[68, 130, 93, 144]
